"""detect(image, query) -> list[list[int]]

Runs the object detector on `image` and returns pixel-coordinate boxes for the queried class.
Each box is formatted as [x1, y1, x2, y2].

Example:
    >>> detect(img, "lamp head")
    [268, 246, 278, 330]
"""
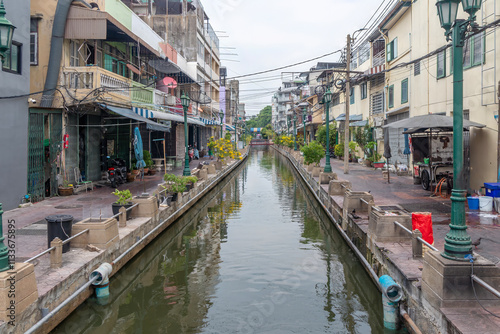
[323, 88, 333, 104]
[436, 0, 461, 35]
[180, 93, 190, 108]
[461, 0, 482, 18]
[0, 0, 16, 60]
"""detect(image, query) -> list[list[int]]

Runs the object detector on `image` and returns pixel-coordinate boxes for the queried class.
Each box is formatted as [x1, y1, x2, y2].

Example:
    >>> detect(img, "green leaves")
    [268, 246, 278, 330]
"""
[301, 141, 325, 166]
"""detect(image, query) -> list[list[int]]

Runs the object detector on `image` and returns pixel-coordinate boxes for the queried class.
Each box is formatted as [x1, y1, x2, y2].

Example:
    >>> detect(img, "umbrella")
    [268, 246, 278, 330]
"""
[134, 127, 146, 170]
[382, 114, 485, 130]
[383, 127, 392, 159]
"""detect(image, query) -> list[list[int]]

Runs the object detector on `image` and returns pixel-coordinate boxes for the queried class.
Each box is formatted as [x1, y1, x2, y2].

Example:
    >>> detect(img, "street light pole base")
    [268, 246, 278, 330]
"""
[441, 189, 472, 261]
[182, 167, 191, 177]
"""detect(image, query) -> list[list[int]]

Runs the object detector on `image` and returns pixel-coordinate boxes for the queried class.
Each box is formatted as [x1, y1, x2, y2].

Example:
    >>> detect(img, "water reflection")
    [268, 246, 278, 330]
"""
[53, 147, 384, 334]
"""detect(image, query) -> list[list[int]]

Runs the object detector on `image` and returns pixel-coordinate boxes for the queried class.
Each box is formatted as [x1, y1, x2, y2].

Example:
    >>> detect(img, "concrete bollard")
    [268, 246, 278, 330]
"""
[50, 237, 63, 269]
[207, 164, 216, 174]
[319, 172, 337, 184]
[312, 167, 322, 177]
[119, 206, 127, 228]
[198, 168, 208, 180]
[412, 229, 423, 258]
[328, 180, 352, 196]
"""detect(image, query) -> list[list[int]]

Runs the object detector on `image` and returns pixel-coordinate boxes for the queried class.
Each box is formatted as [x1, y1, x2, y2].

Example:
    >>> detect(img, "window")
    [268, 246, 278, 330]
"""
[386, 38, 398, 62]
[2, 41, 22, 74]
[388, 85, 394, 108]
[370, 91, 384, 115]
[414, 61, 420, 76]
[437, 49, 446, 78]
[30, 18, 38, 65]
[350, 87, 355, 105]
[361, 82, 367, 100]
[332, 93, 340, 106]
[70, 41, 80, 67]
[358, 42, 370, 65]
[401, 78, 408, 104]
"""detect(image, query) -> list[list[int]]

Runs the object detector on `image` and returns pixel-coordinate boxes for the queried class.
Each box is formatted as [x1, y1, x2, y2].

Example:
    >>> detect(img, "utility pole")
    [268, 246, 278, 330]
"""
[344, 34, 351, 174]
[498, 81, 500, 182]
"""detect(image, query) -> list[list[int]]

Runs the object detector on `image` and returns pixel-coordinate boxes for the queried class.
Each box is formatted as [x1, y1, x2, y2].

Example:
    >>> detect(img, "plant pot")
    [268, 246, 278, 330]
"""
[112, 202, 133, 220]
[161, 194, 173, 206]
[171, 193, 178, 202]
[185, 182, 193, 191]
[58, 186, 73, 196]
[149, 169, 157, 176]
[364, 159, 372, 167]
[373, 162, 385, 168]
[132, 169, 140, 176]
[127, 174, 136, 182]
[144, 168, 149, 174]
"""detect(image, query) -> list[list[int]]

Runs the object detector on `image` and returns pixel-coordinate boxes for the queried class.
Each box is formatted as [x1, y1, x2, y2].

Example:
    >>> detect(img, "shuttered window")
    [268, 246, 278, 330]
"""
[401, 78, 408, 104]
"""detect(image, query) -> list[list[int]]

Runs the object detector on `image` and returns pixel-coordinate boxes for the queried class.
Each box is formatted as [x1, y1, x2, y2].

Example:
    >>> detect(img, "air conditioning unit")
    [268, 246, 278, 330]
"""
[166, 95, 177, 106]
[374, 128, 383, 140]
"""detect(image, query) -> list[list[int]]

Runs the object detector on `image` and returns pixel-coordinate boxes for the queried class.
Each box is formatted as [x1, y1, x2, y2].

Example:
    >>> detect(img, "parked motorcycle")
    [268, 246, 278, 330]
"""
[188, 146, 194, 162]
[106, 157, 127, 188]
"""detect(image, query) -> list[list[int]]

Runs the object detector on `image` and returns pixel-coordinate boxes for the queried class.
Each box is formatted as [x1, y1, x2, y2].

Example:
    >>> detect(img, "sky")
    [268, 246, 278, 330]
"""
[201, 0, 392, 116]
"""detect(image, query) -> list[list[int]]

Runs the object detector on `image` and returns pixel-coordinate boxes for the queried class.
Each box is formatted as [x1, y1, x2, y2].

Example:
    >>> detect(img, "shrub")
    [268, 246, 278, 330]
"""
[184, 175, 198, 184]
[315, 123, 338, 149]
[143, 150, 154, 168]
[334, 144, 344, 157]
[301, 141, 324, 166]
[112, 189, 132, 205]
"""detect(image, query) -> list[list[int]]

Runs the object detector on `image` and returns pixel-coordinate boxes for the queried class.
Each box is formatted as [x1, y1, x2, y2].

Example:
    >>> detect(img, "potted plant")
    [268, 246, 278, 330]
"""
[334, 144, 344, 159]
[183, 175, 198, 191]
[58, 179, 74, 196]
[348, 141, 358, 162]
[300, 141, 324, 167]
[111, 189, 133, 219]
[163, 173, 186, 201]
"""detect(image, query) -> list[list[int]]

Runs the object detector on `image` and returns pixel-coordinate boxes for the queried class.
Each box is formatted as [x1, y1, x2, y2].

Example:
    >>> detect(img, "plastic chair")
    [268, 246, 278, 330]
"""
[74, 167, 93, 192]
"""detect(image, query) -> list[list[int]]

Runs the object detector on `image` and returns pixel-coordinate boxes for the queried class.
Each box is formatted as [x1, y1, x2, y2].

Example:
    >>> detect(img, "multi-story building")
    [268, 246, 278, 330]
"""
[225, 80, 239, 127]
[27, 0, 205, 202]
[0, 0, 31, 210]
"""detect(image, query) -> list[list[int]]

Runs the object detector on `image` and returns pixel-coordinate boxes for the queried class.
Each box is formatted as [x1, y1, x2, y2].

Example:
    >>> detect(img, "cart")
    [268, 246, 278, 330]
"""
[415, 162, 453, 191]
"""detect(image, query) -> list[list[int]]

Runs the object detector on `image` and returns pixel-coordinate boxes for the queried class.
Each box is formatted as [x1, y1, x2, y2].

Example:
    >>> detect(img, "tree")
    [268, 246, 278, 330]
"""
[315, 122, 337, 149]
[261, 124, 274, 139]
[353, 123, 372, 158]
[246, 106, 272, 129]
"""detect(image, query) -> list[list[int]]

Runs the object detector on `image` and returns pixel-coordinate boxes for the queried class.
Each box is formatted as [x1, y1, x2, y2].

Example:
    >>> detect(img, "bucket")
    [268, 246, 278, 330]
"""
[479, 196, 493, 212]
[467, 197, 479, 210]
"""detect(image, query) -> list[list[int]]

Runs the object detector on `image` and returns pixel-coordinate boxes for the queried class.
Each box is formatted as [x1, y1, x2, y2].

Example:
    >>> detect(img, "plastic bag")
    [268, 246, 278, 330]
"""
[412, 212, 434, 245]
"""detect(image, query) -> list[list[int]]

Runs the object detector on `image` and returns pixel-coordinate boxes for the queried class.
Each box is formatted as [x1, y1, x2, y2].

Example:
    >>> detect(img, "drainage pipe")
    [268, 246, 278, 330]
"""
[379, 275, 403, 330]
[90, 263, 113, 305]
[25, 275, 99, 334]
[40, 0, 91, 107]
[283, 148, 382, 291]
[400, 305, 423, 334]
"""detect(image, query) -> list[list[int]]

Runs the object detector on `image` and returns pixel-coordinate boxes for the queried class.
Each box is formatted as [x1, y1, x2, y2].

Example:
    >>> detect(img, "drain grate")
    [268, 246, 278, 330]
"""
[77, 197, 102, 202]
[54, 204, 83, 209]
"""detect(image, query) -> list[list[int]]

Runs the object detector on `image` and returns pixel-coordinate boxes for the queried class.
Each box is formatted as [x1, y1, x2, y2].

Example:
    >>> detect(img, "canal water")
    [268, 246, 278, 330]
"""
[53, 147, 385, 333]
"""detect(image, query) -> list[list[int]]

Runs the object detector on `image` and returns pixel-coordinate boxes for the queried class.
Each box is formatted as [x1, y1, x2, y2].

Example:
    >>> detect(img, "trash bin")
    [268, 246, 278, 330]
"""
[46, 214, 73, 253]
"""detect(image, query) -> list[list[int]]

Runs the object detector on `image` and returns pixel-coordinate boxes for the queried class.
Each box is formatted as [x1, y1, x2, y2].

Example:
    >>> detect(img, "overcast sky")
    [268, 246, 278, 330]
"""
[201, 0, 389, 116]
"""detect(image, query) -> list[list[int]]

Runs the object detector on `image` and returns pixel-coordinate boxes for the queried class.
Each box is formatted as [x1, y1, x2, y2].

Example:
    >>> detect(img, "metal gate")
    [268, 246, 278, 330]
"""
[50, 114, 63, 196]
[27, 113, 45, 202]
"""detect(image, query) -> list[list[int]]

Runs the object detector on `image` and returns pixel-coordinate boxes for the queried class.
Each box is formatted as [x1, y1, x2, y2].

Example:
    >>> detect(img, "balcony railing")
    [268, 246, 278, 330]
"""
[61, 66, 168, 107]
[373, 49, 385, 67]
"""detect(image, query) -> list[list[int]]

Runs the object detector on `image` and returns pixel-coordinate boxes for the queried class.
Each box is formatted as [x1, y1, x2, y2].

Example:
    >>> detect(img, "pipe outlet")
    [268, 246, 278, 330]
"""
[379, 275, 403, 302]
[90, 263, 113, 285]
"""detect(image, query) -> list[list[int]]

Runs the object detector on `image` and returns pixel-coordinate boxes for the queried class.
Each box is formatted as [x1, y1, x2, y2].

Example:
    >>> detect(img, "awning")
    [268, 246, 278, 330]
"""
[132, 107, 205, 126]
[102, 105, 170, 132]
[335, 114, 364, 121]
[225, 124, 235, 131]
[350, 120, 369, 127]
[382, 114, 486, 131]
[200, 117, 221, 125]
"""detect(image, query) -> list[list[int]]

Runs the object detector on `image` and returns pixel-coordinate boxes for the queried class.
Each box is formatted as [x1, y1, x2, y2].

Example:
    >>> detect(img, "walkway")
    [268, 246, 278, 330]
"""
[3, 157, 213, 261]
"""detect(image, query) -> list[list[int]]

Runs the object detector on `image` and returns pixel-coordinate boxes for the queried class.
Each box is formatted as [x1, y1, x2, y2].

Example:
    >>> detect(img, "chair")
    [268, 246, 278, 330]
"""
[74, 167, 93, 192]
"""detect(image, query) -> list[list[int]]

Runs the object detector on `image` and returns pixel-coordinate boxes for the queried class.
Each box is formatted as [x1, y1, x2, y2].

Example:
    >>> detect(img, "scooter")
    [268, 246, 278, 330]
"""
[106, 157, 127, 188]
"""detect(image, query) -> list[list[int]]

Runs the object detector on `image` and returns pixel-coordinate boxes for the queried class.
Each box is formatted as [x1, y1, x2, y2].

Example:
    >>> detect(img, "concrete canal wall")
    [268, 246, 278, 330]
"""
[1, 149, 248, 334]
[272, 145, 500, 334]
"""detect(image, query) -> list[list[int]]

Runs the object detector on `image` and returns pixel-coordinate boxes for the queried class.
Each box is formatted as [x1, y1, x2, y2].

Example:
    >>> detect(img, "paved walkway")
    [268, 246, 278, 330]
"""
[315, 157, 500, 263]
[2, 157, 213, 261]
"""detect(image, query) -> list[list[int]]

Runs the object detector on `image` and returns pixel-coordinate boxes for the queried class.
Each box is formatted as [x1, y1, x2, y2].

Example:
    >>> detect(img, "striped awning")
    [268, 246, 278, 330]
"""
[132, 107, 205, 126]
[250, 128, 262, 133]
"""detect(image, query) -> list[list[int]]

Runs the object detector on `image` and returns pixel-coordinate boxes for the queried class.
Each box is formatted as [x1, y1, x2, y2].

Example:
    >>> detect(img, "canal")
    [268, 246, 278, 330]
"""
[52, 147, 384, 333]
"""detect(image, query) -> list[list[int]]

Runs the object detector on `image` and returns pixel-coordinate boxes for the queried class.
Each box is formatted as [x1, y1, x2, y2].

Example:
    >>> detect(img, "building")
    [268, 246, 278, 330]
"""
[0, 0, 31, 210]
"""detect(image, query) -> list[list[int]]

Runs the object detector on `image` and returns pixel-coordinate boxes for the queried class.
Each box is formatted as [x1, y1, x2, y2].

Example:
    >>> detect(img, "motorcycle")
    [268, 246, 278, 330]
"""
[106, 157, 127, 188]
[188, 146, 194, 162]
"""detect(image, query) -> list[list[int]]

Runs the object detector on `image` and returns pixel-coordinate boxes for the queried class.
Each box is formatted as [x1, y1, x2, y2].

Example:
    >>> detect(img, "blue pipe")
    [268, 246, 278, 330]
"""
[379, 275, 403, 330]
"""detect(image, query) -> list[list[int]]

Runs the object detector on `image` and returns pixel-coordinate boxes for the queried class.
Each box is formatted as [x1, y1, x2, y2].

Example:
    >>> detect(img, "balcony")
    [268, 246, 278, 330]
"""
[373, 49, 385, 67]
[60, 66, 168, 108]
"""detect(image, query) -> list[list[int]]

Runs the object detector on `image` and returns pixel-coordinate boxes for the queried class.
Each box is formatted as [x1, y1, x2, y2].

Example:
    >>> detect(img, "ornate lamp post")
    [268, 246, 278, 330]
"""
[0, 0, 15, 64]
[181, 93, 191, 176]
[219, 110, 224, 139]
[435, 0, 482, 260]
[302, 107, 307, 146]
[293, 113, 298, 151]
[323, 88, 333, 173]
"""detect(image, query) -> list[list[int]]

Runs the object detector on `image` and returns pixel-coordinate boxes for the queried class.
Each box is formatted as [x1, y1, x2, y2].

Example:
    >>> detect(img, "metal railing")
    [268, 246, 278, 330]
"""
[393, 221, 439, 251]
[471, 275, 500, 298]
[110, 202, 139, 220]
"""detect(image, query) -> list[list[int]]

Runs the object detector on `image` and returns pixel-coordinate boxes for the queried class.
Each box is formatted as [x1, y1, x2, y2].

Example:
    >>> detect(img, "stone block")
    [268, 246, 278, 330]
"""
[212, 161, 222, 170]
[319, 172, 337, 184]
[71, 217, 119, 249]
[0, 263, 38, 322]
[131, 195, 158, 219]
[50, 237, 63, 269]
[307, 164, 314, 172]
[198, 169, 208, 180]
[343, 190, 373, 213]
[312, 167, 322, 177]
[328, 180, 351, 196]
[207, 164, 216, 174]
[422, 251, 500, 310]
[368, 208, 412, 243]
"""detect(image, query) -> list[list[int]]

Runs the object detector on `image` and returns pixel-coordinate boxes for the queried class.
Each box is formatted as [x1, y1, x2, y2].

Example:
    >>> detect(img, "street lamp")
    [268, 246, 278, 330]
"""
[293, 113, 297, 151]
[323, 88, 333, 173]
[0, 0, 15, 63]
[435, 0, 482, 260]
[181, 93, 191, 176]
[219, 110, 224, 139]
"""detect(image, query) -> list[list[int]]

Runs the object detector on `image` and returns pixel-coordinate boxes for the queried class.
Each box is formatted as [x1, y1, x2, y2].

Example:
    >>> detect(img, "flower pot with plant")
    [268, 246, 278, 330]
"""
[111, 189, 133, 219]
[58, 180, 74, 196]
[143, 150, 154, 175]
[183, 175, 198, 191]
[300, 141, 324, 167]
